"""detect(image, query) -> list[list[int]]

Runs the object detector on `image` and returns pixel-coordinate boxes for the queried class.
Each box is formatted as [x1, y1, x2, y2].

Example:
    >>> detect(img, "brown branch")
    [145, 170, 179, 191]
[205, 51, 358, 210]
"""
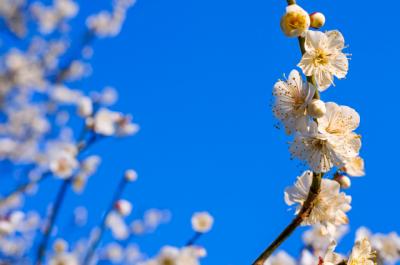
[35, 178, 71, 265]
[252, 173, 322, 265]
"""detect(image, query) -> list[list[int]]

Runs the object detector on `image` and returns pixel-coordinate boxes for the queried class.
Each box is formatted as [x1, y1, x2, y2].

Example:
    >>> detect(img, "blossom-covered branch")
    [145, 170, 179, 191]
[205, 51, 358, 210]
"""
[250, 0, 390, 264]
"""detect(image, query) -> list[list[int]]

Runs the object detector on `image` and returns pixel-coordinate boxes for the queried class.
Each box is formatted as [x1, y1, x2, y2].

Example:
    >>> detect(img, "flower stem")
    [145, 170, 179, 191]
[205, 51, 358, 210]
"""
[0, 172, 51, 207]
[185, 232, 203, 246]
[82, 175, 128, 265]
[35, 178, 71, 265]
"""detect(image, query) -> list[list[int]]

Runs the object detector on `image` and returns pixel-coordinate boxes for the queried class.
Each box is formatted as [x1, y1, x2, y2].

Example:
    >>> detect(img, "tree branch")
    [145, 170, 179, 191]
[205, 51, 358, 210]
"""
[35, 178, 71, 265]
[252, 173, 322, 265]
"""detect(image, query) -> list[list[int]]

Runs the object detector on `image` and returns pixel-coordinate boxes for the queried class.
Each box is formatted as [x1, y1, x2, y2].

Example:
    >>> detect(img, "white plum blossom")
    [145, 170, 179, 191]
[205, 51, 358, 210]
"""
[191, 212, 214, 233]
[356, 228, 400, 264]
[320, 242, 345, 265]
[31, 0, 78, 34]
[285, 171, 351, 227]
[290, 102, 361, 173]
[93, 108, 139, 136]
[106, 212, 129, 240]
[273, 69, 316, 134]
[298, 30, 349, 91]
[347, 238, 375, 265]
[303, 224, 348, 253]
[344, 157, 365, 177]
[93, 108, 121, 136]
[86, 0, 135, 38]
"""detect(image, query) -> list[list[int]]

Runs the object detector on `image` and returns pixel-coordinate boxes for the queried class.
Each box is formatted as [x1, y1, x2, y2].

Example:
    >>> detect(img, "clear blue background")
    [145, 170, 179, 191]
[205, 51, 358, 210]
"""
[27, 0, 400, 264]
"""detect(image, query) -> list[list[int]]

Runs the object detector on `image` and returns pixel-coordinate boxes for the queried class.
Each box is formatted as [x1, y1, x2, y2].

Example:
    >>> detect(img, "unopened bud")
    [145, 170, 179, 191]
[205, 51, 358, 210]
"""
[308, 99, 326, 118]
[310, 12, 326, 29]
[114, 199, 132, 216]
[334, 174, 351, 189]
[124, 169, 138, 182]
[280, 4, 310, 37]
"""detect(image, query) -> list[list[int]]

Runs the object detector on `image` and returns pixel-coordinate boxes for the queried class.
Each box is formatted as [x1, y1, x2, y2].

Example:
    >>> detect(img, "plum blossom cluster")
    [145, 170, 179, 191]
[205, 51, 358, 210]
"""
[274, 1, 362, 230]
[254, 1, 394, 265]
[0, 0, 213, 264]
[266, 227, 400, 265]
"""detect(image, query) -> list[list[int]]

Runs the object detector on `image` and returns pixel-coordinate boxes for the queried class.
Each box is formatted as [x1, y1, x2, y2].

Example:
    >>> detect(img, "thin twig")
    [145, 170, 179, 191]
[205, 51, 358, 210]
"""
[185, 232, 203, 246]
[0, 172, 51, 207]
[82, 176, 128, 265]
[35, 178, 71, 265]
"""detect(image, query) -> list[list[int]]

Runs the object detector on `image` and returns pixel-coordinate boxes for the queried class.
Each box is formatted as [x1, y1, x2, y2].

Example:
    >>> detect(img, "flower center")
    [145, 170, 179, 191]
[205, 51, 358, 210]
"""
[287, 13, 308, 30]
[313, 48, 330, 66]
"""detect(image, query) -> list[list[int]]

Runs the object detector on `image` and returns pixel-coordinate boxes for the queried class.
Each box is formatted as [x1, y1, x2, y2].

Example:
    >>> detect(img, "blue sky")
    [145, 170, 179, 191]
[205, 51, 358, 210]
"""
[28, 0, 400, 264]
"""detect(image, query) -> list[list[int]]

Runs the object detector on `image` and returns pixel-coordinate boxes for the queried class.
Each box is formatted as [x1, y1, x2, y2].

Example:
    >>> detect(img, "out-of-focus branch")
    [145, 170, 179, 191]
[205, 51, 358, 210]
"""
[185, 232, 202, 246]
[35, 178, 71, 265]
[82, 174, 129, 265]
[0, 131, 100, 207]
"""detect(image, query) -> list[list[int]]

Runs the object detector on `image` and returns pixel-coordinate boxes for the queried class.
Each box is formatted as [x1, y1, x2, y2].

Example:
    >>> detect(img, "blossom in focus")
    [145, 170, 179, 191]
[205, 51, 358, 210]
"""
[280, 4, 310, 37]
[357, 227, 400, 264]
[191, 212, 214, 233]
[290, 102, 361, 173]
[273, 69, 316, 134]
[344, 157, 365, 177]
[284, 171, 351, 227]
[298, 30, 349, 91]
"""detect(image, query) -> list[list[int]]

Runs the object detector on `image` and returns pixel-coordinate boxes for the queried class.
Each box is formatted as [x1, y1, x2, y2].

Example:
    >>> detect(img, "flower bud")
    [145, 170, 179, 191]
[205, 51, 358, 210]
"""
[334, 174, 351, 189]
[307, 99, 326, 118]
[114, 199, 132, 216]
[310, 12, 326, 29]
[280, 4, 310, 37]
[124, 169, 138, 182]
